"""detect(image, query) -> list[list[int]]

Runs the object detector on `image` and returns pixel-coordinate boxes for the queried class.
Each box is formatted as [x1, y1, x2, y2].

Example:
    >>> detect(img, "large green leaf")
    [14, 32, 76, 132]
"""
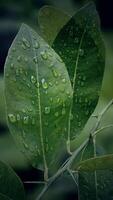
[52, 2, 105, 151]
[4, 24, 73, 176]
[0, 161, 25, 200]
[38, 6, 70, 45]
[77, 155, 113, 200]
[71, 33, 113, 152]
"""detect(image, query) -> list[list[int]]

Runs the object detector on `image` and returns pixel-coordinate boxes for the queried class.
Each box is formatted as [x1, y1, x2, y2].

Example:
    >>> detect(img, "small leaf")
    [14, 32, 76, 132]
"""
[4, 24, 73, 175]
[53, 2, 105, 150]
[38, 6, 70, 45]
[0, 161, 25, 200]
[77, 155, 113, 200]
[77, 154, 113, 171]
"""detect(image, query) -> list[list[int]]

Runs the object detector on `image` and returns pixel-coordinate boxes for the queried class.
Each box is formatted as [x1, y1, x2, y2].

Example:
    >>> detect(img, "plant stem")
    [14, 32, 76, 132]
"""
[36, 99, 113, 200]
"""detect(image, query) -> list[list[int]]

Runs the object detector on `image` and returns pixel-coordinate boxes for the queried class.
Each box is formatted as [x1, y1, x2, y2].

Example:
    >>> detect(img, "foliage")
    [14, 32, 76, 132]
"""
[2, 1, 113, 200]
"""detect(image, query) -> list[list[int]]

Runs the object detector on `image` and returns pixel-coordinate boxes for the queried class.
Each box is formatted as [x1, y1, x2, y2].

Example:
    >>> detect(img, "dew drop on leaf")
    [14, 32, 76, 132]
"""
[33, 57, 38, 63]
[10, 63, 14, 69]
[23, 142, 28, 149]
[34, 41, 40, 49]
[40, 51, 48, 60]
[22, 37, 30, 48]
[17, 114, 21, 121]
[17, 56, 22, 62]
[41, 78, 48, 89]
[44, 107, 51, 114]
[79, 48, 84, 56]
[8, 114, 16, 123]
[55, 112, 59, 117]
[62, 78, 66, 83]
[52, 69, 58, 78]
[62, 108, 66, 115]
[23, 116, 29, 125]
[31, 75, 36, 84]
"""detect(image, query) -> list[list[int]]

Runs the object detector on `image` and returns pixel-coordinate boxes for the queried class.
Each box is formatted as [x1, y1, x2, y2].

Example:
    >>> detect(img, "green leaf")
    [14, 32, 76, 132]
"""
[70, 33, 113, 153]
[52, 2, 105, 151]
[77, 155, 113, 200]
[0, 161, 25, 200]
[77, 154, 113, 171]
[4, 24, 73, 176]
[38, 6, 70, 45]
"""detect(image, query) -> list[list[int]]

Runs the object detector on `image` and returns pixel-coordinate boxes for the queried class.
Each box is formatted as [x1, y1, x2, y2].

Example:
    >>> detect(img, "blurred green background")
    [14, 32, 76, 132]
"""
[0, 0, 113, 199]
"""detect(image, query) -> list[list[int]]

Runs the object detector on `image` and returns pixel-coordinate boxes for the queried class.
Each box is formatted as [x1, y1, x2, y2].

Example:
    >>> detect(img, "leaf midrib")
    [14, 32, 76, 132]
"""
[27, 27, 48, 172]
[67, 27, 86, 150]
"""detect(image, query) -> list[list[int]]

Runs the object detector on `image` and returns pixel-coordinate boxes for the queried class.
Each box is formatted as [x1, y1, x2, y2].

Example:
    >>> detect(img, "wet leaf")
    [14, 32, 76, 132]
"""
[52, 2, 105, 151]
[77, 155, 113, 200]
[0, 161, 25, 200]
[4, 24, 73, 175]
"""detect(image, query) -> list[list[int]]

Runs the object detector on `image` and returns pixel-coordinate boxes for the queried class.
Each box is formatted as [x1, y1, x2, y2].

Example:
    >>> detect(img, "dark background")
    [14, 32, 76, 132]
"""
[0, 0, 113, 74]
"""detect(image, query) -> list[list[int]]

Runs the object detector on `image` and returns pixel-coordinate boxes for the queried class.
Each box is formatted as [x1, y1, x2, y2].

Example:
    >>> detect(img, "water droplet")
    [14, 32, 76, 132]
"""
[75, 37, 79, 44]
[55, 81, 58, 85]
[22, 37, 30, 48]
[78, 121, 81, 127]
[17, 56, 21, 62]
[55, 112, 59, 117]
[33, 57, 38, 63]
[49, 82, 53, 87]
[40, 51, 48, 60]
[50, 97, 53, 102]
[23, 142, 28, 149]
[62, 78, 66, 83]
[52, 69, 58, 78]
[36, 82, 40, 88]
[32, 100, 35, 105]
[79, 49, 84, 56]
[34, 41, 40, 49]
[8, 114, 16, 123]
[16, 69, 19, 76]
[31, 75, 36, 84]
[44, 107, 50, 114]
[10, 63, 14, 69]
[41, 78, 48, 89]
[27, 83, 31, 88]
[17, 114, 21, 121]
[57, 98, 60, 103]
[23, 116, 29, 124]
[62, 108, 66, 115]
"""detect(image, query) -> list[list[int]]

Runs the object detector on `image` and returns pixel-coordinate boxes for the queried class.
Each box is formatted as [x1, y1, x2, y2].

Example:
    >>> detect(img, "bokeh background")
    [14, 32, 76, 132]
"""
[0, 0, 113, 199]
